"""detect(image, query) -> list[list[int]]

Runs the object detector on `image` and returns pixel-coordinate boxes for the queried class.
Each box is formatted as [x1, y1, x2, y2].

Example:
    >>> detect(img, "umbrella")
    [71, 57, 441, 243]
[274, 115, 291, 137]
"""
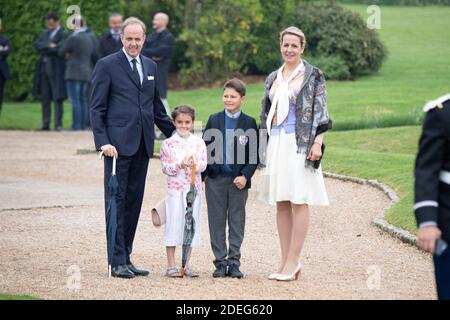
[181, 162, 197, 276]
[103, 154, 119, 278]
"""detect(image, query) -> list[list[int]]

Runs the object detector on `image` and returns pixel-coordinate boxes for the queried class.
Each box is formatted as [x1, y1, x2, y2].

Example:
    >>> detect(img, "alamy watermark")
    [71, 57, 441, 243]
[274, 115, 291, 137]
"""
[367, 5, 381, 30]
[66, 264, 82, 291]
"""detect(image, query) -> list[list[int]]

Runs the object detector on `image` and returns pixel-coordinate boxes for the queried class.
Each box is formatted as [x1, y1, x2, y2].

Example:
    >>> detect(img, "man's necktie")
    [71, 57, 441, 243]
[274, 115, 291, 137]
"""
[131, 58, 141, 86]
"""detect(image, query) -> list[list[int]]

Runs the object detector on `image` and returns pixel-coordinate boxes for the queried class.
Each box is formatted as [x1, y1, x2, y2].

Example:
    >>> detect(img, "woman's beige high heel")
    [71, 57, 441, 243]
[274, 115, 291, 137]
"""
[276, 262, 302, 281]
[268, 273, 281, 280]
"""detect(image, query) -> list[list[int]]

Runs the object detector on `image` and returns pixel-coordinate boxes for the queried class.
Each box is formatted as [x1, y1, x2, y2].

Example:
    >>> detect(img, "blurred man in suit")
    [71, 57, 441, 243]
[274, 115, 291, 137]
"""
[90, 17, 175, 279]
[143, 12, 175, 115]
[98, 13, 123, 58]
[0, 18, 11, 116]
[32, 12, 67, 131]
[414, 94, 450, 300]
[59, 15, 97, 130]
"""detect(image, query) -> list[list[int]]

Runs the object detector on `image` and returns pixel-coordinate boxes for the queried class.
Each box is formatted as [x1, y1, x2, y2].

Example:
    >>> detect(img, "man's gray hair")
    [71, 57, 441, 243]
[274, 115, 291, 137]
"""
[109, 12, 123, 20]
[120, 17, 146, 36]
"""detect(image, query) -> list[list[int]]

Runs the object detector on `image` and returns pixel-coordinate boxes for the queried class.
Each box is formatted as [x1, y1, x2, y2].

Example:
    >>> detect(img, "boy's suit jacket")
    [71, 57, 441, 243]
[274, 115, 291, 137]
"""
[202, 110, 258, 189]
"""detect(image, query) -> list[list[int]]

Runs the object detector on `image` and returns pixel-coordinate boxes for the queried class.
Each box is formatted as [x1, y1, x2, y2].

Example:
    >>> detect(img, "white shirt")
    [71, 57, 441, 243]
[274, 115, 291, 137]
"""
[122, 48, 143, 84]
[50, 26, 61, 39]
[72, 28, 87, 37]
[225, 109, 241, 119]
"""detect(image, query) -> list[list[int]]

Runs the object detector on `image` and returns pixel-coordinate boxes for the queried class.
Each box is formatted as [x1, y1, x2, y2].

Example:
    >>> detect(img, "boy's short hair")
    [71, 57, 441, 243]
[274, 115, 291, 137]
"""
[223, 78, 246, 97]
[171, 104, 195, 121]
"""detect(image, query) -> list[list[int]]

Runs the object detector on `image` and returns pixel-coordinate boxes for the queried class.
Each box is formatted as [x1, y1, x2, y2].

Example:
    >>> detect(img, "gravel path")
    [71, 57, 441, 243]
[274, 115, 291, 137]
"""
[0, 131, 436, 299]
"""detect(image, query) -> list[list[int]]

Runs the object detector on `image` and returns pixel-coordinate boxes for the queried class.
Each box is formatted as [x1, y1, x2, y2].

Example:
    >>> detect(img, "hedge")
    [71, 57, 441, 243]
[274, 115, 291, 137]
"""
[1, 0, 124, 101]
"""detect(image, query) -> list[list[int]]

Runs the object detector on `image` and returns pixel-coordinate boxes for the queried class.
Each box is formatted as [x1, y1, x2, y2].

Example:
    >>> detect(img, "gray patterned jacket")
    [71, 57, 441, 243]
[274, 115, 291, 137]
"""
[260, 59, 332, 169]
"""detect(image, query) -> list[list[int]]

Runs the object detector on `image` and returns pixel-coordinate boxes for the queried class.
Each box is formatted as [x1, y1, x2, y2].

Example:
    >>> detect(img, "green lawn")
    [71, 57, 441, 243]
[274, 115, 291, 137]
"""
[324, 126, 421, 233]
[0, 294, 40, 300]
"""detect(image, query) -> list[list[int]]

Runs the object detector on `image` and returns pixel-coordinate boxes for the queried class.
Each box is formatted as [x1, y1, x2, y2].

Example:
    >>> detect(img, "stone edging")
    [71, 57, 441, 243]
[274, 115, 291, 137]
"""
[323, 172, 417, 247]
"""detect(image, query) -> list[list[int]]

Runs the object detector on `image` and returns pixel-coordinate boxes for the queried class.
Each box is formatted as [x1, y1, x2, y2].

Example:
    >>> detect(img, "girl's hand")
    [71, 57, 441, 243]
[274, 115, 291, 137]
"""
[181, 155, 195, 168]
[307, 143, 322, 161]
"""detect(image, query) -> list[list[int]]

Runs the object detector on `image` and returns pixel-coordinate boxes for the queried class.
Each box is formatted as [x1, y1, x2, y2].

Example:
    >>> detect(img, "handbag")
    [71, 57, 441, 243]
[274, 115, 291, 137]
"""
[151, 199, 166, 227]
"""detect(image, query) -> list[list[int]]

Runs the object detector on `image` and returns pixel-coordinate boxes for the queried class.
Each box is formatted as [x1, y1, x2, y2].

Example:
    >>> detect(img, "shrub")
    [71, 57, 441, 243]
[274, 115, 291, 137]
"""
[287, 2, 387, 79]
[1, 0, 124, 101]
[305, 54, 351, 80]
[177, 0, 262, 85]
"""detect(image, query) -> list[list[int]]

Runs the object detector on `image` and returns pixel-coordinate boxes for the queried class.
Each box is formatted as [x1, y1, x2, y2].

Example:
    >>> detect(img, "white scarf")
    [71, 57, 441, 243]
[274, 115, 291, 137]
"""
[266, 61, 305, 135]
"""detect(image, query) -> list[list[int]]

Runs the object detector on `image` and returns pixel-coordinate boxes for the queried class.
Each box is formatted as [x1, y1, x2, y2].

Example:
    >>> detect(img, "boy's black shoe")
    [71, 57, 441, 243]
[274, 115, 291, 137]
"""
[212, 265, 227, 278]
[227, 265, 244, 279]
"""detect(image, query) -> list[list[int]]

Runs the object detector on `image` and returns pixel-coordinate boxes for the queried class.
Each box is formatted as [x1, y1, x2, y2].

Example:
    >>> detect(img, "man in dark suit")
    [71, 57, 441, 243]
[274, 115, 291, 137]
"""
[90, 17, 175, 279]
[98, 13, 123, 58]
[143, 12, 175, 115]
[32, 12, 67, 131]
[0, 17, 11, 116]
[414, 94, 450, 300]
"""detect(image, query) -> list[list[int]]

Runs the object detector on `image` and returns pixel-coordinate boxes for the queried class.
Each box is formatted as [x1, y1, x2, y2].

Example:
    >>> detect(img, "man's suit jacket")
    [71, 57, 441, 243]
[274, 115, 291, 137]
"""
[90, 49, 175, 158]
[58, 31, 96, 82]
[32, 27, 68, 100]
[142, 29, 175, 99]
[98, 32, 122, 58]
[202, 110, 259, 189]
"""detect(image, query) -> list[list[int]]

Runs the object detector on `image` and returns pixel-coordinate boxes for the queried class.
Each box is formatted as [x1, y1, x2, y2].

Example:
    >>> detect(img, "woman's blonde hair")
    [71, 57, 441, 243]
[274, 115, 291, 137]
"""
[280, 26, 306, 48]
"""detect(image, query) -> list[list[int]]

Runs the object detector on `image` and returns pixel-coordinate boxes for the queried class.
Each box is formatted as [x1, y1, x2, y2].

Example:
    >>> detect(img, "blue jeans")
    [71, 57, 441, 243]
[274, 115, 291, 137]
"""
[66, 80, 87, 130]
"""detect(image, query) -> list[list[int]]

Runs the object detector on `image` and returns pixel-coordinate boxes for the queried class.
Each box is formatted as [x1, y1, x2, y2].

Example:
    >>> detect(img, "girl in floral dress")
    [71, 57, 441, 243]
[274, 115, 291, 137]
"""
[160, 105, 207, 277]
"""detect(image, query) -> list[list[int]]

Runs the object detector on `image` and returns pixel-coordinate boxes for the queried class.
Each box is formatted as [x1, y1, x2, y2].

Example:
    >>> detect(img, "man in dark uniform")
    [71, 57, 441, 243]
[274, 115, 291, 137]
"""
[32, 12, 68, 131]
[143, 12, 175, 115]
[414, 93, 450, 300]
[98, 13, 123, 58]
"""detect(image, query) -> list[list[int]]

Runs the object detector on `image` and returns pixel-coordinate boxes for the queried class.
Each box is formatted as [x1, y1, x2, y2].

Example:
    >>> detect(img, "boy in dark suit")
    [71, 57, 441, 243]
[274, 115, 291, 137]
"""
[202, 79, 258, 278]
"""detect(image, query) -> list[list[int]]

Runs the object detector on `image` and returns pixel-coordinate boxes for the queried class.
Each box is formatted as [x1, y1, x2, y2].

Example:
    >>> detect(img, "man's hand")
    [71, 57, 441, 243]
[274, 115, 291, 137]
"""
[49, 43, 57, 48]
[233, 176, 247, 190]
[418, 226, 442, 254]
[101, 144, 118, 158]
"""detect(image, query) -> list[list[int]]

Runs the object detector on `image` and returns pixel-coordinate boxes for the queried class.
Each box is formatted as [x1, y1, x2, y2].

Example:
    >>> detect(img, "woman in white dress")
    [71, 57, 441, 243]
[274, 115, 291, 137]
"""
[160, 105, 207, 277]
[260, 27, 332, 281]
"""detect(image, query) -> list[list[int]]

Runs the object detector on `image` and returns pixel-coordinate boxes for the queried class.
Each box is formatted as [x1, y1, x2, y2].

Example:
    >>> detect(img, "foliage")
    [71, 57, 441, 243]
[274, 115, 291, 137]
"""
[0, 0, 124, 101]
[288, 2, 387, 79]
[338, 0, 450, 5]
[177, 0, 262, 85]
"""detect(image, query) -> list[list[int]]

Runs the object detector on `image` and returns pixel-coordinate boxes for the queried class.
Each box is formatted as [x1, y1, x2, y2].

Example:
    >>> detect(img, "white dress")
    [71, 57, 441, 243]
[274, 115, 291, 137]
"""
[261, 76, 329, 206]
[160, 133, 207, 246]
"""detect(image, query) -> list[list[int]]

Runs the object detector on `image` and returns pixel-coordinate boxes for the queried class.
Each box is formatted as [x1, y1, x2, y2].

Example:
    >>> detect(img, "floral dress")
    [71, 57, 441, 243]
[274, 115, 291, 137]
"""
[160, 132, 207, 246]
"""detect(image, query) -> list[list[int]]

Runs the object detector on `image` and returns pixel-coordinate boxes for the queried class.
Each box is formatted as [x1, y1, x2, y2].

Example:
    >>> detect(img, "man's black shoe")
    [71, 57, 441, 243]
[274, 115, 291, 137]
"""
[36, 127, 50, 131]
[127, 263, 149, 276]
[227, 265, 244, 279]
[111, 265, 135, 279]
[212, 265, 227, 278]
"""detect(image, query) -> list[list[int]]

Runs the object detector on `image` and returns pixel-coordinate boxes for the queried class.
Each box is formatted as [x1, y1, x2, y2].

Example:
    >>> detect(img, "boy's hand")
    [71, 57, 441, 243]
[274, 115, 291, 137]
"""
[233, 176, 247, 190]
